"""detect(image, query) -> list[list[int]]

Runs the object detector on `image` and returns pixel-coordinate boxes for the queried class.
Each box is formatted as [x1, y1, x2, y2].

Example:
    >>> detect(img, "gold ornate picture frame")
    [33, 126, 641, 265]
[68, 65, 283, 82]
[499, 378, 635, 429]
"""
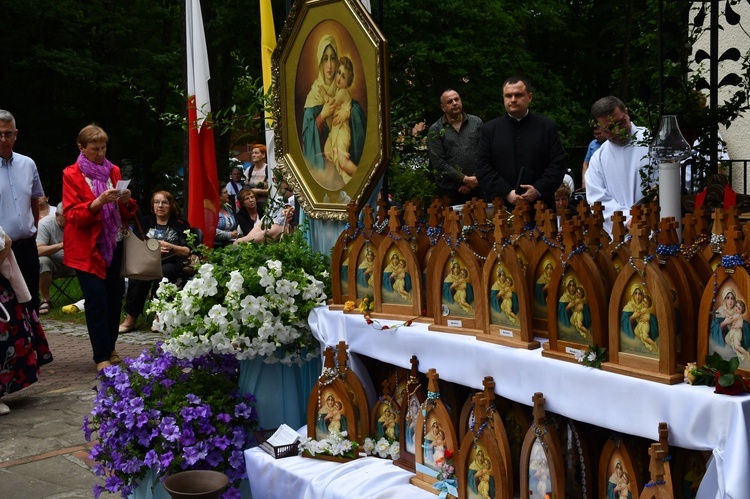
[272, 0, 390, 220]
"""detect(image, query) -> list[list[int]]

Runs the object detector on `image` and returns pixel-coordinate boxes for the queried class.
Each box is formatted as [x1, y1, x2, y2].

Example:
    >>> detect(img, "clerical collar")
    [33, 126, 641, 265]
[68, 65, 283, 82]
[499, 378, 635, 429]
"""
[507, 110, 529, 122]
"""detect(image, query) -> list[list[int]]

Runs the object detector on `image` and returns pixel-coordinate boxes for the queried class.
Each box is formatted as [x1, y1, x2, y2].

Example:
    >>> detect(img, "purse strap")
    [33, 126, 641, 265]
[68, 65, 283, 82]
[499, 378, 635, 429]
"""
[123, 208, 147, 239]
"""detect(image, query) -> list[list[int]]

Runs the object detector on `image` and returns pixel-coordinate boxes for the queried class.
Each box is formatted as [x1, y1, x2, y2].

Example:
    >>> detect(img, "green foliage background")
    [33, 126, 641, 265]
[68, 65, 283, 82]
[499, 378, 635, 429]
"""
[0, 0, 739, 205]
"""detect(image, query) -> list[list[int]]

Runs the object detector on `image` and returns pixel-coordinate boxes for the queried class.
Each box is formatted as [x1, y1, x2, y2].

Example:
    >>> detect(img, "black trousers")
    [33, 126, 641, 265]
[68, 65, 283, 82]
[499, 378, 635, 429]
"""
[12, 236, 40, 312]
[77, 243, 125, 364]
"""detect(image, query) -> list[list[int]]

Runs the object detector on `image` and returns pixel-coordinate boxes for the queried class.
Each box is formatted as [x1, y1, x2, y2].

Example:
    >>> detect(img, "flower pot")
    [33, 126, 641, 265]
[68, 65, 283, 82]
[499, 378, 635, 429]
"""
[162, 470, 229, 499]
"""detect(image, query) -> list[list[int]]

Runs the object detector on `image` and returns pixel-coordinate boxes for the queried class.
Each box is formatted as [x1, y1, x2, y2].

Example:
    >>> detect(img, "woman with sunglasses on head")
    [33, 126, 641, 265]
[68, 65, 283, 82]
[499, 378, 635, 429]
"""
[118, 191, 191, 334]
[63, 124, 137, 372]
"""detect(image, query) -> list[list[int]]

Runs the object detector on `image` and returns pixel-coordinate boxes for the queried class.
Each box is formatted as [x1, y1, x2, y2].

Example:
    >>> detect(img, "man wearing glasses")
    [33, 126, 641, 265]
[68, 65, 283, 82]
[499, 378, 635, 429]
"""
[584, 96, 653, 235]
[0, 109, 45, 311]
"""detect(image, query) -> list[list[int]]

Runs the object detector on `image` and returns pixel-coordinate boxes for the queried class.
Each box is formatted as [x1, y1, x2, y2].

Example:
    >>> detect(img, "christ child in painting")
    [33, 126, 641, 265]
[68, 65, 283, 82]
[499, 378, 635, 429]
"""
[634, 295, 658, 352]
[722, 299, 750, 361]
[392, 258, 411, 301]
[324, 56, 358, 184]
[454, 268, 474, 313]
[570, 286, 590, 338]
[500, 275, 519, 324]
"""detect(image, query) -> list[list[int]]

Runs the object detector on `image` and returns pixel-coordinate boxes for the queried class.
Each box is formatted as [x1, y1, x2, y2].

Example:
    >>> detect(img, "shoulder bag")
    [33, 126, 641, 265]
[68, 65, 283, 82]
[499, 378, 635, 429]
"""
[120, 216, 163, 281]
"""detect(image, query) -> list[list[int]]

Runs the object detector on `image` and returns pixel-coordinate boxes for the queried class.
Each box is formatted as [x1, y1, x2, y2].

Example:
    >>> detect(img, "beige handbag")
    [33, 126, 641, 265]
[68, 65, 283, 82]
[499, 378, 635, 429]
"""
[120, 217, 163, 281]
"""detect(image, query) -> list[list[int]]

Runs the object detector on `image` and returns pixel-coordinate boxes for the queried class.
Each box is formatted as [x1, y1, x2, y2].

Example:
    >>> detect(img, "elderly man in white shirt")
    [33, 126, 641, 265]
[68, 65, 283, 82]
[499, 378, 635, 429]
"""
[584, 96, 655, 235]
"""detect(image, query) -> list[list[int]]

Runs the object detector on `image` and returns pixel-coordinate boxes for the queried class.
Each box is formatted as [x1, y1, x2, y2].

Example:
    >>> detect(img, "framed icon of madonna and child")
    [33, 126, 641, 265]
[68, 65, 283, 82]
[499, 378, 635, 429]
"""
[272, 0, 390, 220]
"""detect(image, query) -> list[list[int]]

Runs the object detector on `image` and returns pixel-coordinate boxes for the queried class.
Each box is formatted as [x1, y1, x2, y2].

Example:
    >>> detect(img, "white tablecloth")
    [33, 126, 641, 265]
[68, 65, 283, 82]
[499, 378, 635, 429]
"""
[244, 443, 435, 499]
[305, 306, 750, 499]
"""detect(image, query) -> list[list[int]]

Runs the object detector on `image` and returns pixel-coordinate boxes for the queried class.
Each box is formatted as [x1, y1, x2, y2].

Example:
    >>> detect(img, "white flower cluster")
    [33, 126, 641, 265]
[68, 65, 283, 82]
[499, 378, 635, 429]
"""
[362, 437, 400, 460]
[299, 430, 357, 457]
[150, 260, 327, 365]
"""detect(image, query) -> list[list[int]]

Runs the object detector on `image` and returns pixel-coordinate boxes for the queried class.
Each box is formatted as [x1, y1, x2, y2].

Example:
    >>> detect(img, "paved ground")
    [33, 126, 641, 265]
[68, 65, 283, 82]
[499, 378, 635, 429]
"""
[0, 319, 162, 498]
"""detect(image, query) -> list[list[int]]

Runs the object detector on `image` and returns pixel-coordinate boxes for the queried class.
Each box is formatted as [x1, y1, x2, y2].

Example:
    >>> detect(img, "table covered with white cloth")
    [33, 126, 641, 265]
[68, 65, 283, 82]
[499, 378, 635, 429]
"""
[244, 307, 750, 498]
[244, 436, 435, 499]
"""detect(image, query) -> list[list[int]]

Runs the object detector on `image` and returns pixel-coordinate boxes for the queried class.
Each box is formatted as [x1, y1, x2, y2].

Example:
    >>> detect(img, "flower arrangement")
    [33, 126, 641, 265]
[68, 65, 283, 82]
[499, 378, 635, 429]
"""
[433, 448, 458, 498]
[149, 231, 330, 365]
[298, 430, 360, 459]
[684, 353, 750, 395]
[574, 344, 607, 369]
[83, 345, 258, 498]
[362, 436, 400, 460]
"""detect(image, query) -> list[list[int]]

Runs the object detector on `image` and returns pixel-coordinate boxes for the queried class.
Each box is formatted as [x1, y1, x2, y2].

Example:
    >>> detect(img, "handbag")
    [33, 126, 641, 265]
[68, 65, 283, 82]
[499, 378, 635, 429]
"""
[120, 216, 163, 281]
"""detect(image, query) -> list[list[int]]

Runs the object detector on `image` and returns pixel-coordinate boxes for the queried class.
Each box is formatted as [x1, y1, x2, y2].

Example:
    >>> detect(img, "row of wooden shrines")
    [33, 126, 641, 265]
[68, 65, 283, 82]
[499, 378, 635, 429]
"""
[331, 196, 750, 384]
[307, 344, 685, 499]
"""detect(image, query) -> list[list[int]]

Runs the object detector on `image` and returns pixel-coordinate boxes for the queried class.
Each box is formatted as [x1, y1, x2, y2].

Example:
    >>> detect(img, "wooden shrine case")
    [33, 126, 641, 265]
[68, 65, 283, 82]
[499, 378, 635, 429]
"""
[427, 209, 487, 335]
[412, 369, 459, 494]
[457, 393, 512, 499]
[697, 225, 750, 379]
[599, 434, 642, 499]
[520, 392, 565, 498]
[372, 205, 424, 319]
[481, 212, 539, 349]
[395, 356, 425, 472]
[306, 348, 361, 450]
[346, 205, 384, 304]
[528, 209, 563, 339]
[603, 225, 682, 384]
[543, 220, 608, 363]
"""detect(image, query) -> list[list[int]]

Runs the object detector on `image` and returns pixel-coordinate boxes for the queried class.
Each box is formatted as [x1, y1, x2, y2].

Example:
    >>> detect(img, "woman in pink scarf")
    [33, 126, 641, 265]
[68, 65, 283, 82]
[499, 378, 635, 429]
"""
[62, 125, 137, 372]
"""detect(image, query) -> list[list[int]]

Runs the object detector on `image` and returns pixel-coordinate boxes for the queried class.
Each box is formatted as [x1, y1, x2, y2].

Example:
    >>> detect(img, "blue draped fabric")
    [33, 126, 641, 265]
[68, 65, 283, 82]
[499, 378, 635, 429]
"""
[356, 268, 369, 289]
[238, 356, 321, 431]
[534, 283, 546, 308]
[621, 311, 635, 339]
[511, 292, 519, 314]
[466, 284, 475, 304]
[558, 301, 572, 327]
[302, 105, 326, 171]
[442, 281, 454, 303]
[404, 273, 413, 292]
[490, 290, 500, 313]
[382, 272, 394, 292]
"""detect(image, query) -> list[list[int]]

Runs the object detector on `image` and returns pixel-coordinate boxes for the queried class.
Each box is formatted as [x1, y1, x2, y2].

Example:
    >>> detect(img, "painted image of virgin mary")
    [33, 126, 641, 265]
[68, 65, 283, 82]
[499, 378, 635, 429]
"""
[557, 278, 591, 332]
[443, 262, 474, 307]
[467, 448, 496, 498]
[710, 288, 750, 362]
[301, 33, 366, 187]
[620, 286, 659, 351]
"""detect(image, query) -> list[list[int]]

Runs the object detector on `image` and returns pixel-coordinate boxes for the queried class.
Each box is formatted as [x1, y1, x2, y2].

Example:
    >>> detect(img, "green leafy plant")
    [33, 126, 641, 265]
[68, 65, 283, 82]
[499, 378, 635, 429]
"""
[684, 353, 750, 395]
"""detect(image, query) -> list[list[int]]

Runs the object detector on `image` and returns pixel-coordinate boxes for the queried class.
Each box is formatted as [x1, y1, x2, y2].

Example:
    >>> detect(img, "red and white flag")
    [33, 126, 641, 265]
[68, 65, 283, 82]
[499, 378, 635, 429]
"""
[186, 0, 219, 248]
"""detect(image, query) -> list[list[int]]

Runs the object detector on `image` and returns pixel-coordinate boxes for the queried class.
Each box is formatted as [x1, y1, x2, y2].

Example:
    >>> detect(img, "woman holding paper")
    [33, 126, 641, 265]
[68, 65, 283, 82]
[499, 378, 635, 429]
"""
[63, 124, 137, 372]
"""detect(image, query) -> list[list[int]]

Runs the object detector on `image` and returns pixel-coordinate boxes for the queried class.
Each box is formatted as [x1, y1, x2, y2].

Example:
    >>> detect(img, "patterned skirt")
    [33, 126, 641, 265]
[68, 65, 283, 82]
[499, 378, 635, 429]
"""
[0, 275, 53, 397]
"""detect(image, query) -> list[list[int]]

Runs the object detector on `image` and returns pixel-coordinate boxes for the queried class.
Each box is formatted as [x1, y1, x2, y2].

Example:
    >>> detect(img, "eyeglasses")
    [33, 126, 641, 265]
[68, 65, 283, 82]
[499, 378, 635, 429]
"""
[0, 131, 15, 141]
[153, 201, 170, 206]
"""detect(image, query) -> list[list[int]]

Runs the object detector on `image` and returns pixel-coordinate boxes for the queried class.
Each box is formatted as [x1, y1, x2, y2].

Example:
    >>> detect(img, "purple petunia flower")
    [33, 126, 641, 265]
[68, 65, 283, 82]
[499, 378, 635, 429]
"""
[160, 417, 181, 442]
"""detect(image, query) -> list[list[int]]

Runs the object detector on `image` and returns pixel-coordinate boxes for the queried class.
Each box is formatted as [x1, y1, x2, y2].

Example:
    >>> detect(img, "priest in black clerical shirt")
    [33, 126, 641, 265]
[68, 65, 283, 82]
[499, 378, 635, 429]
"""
[475, 76, 567, 210]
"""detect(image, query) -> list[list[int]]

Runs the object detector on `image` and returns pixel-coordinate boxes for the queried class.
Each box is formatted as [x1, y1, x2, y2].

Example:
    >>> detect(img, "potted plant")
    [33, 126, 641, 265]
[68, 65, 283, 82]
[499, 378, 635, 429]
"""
[84, 345, 258, 498]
